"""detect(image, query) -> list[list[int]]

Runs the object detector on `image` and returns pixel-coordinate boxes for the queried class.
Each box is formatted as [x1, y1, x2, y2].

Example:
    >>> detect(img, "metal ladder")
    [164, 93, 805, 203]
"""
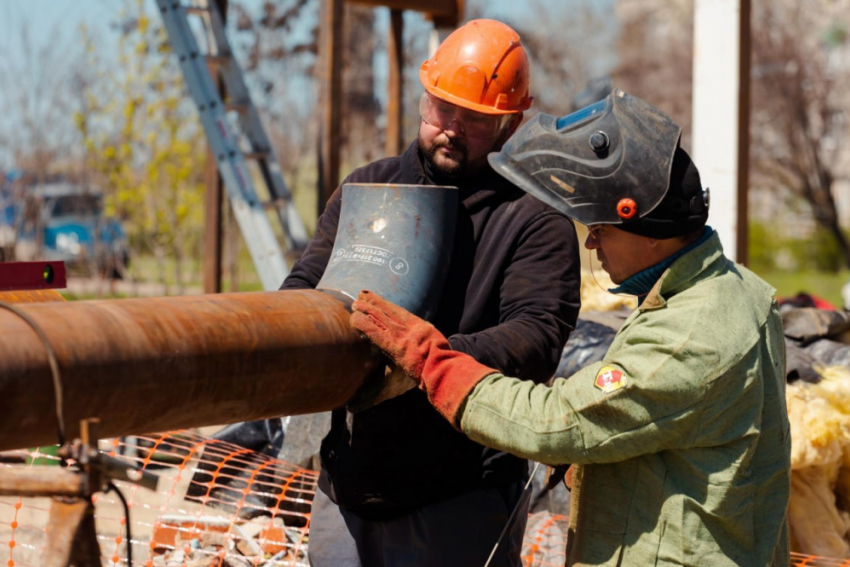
[156, 0, 310, 291]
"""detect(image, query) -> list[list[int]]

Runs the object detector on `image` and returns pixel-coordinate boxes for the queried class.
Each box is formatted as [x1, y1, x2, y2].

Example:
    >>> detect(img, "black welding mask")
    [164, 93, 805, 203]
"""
[488, 89, 709, 239]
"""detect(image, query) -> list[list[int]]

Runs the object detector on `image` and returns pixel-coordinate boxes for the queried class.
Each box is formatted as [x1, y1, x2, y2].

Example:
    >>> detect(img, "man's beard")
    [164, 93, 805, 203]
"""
[422, 139, 468, 178]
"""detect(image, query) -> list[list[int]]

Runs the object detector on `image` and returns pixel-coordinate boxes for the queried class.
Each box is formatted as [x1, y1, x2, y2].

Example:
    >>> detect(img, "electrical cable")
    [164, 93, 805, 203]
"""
[483, 461, 541, 567]
[0, 301, 136, 564]
[0, 301, 66, 447]
[106, 480, 133, 566]
[585, 235, 649, 303]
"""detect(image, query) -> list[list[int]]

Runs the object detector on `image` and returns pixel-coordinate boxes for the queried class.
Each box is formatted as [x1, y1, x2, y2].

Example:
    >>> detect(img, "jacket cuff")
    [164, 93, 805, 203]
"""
[420, 350, 499, 428]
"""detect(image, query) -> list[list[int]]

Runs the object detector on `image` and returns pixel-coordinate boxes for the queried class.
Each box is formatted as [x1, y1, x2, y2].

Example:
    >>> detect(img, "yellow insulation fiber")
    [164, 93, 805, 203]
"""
[786, 366, 850, 558]
[579, 269, 638, 313]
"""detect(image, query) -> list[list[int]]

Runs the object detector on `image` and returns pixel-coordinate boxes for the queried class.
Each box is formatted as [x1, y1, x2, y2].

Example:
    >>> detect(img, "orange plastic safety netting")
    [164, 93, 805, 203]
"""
[791, 554, 850, 566]
[0, 430, 316, 566]
[521, 512, 568, 566]
[2, 431, 849, 567]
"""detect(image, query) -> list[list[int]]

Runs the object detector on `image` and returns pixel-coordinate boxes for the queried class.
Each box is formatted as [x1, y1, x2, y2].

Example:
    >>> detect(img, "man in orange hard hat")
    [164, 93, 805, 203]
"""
[281, 19, 581, 567]
[416, 19, 533, 181]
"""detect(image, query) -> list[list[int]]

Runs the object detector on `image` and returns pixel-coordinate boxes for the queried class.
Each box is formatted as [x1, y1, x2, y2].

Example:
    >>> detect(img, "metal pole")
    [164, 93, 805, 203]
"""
[386, 9, 404, 157]
[0, 468, 84, 497]
[203, 0, 228, 294]
[429, 0, 462, 55]
[0, 290, 378, 451]
[203, 115, 225, 293]
[320, 0, 344, 215]
[736, 0, 751, 264]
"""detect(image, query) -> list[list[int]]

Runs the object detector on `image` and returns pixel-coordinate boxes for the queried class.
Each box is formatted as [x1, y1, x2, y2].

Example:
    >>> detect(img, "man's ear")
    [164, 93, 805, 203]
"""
[493, 112, 524, 150]
[506, 112, 524, 137]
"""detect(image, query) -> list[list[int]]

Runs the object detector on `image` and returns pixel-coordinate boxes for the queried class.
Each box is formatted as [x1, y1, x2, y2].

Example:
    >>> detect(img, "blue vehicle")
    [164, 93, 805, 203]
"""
[0, 178, 129, 277]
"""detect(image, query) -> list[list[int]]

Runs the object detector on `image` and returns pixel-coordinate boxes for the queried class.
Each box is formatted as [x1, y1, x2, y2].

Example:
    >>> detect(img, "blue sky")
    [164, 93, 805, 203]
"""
[0, 1, 123, 169]
[2, 0, 616, 88]
[0, 0, 574, 66]
[0, 0, 617, 169]
[1, 1, 118, 64]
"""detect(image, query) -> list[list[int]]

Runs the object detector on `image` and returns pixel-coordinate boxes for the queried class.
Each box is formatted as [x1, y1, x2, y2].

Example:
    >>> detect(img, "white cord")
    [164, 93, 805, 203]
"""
[483, 461, 541, 567]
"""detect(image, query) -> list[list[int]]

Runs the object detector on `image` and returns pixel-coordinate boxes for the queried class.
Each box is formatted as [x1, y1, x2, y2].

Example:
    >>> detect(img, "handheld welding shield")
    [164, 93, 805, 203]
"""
[488, 89, 689, 231]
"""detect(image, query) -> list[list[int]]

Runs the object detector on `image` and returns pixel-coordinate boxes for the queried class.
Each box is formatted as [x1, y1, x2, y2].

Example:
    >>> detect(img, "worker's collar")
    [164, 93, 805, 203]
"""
[609, 227, 719, 308]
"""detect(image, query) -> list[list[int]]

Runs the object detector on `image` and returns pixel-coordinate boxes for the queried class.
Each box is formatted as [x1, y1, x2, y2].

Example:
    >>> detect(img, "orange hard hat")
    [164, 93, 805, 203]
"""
[419, 19, 533, 116]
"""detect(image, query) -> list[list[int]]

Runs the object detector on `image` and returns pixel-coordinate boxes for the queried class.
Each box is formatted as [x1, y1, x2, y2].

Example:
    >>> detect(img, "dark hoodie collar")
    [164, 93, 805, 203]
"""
[406, 140, 520, 208]
[400, 140, 428, 185]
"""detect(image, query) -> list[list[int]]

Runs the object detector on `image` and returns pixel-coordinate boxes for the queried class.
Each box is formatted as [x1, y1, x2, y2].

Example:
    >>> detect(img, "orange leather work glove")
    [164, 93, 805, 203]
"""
[349, 290, 498, 427]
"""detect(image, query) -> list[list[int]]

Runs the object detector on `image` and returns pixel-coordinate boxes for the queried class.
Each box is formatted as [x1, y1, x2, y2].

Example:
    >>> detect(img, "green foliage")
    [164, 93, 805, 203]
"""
[787, 227, 844, 273]
[756, 269, 850, 308]
[749, 221, 847, 273]
[75, 0, 205, 287]
[750, 220, 850, 307]
[822, 22, 848, 47]
[748, 221, 778, 272]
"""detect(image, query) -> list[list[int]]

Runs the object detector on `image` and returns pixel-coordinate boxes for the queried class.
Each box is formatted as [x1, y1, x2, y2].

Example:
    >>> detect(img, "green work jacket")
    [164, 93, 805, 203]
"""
[459, 232, 791, 566]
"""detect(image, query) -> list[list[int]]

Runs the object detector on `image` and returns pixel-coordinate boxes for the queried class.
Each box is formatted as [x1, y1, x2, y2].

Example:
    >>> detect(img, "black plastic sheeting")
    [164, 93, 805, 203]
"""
[185, 418, 292, 521]
[782, 306, 850, 383]
[554, 313, 624, 379]
[781, 307, 850, 346]
[209, 419, 286, 457]
[529, 462, 571, 515]
[785, 341, 823, 384]
[805, 339, 850, 371]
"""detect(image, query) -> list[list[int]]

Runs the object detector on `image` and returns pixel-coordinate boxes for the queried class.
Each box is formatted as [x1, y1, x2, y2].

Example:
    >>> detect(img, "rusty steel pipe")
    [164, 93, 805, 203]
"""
[0, 289, 66, 304]
[0, 290, 378, 451]
[0, 467, 85, 497]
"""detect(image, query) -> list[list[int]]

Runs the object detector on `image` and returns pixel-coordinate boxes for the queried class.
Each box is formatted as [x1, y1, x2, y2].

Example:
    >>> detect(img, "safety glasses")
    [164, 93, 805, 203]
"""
[586, 225, 606, 242]
[419, 93, 511, 139]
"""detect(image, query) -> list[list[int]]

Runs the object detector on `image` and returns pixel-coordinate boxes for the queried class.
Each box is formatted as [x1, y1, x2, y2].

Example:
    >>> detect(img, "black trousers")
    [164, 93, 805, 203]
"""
[308, 480, 529, 567]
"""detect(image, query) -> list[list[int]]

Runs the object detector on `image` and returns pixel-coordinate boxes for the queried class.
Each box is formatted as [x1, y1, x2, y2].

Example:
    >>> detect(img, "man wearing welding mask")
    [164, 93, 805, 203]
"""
[352, 90, 791, 566]
[282, 19, 581, 567]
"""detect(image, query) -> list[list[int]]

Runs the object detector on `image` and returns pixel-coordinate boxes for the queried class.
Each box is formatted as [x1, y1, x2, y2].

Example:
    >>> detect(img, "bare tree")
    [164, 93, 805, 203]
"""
[0, 21, 84, 174]
[232, 1, 381, 179]
[229, 0, 320, 188]
[750, 0, 850, 268]
[613, 0, 850, 267]
[613, 0, 694, 147]
[0, 16, 92, 261]
[341, 4, 381, 168]
[501, 1, 612, 116]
